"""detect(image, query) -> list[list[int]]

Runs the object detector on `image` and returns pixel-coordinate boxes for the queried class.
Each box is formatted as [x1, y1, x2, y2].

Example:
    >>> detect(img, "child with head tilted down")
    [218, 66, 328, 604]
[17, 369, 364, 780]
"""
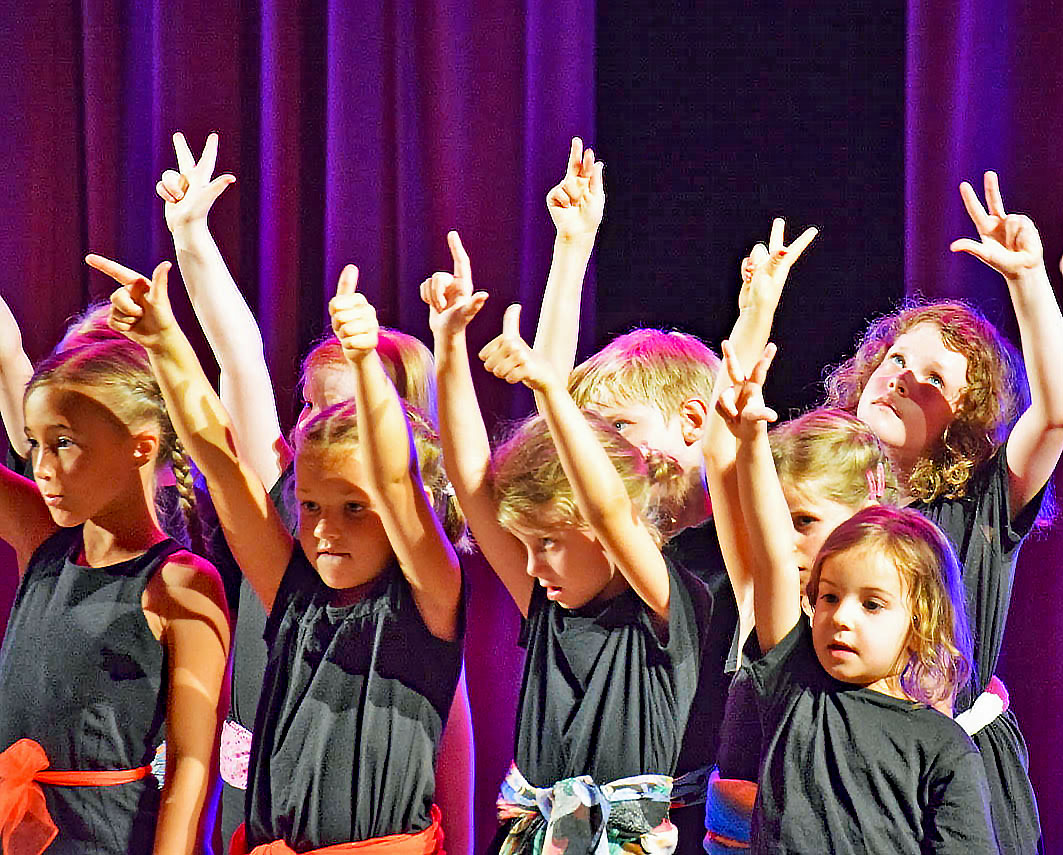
[0, 335, 230, 854]
[425, 232, 710, 855]
[98, 255, 464, 855]
[823, 173, 1063, 853]
[152, 132, 476, 854]
[715, 341, 997, 852]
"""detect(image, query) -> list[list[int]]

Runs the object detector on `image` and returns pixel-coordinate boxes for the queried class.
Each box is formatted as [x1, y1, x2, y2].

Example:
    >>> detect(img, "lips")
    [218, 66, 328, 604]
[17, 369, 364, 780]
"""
[827, 640, 857, 656]
[42, 494, 64, 507]
[873, 397, 901, 417]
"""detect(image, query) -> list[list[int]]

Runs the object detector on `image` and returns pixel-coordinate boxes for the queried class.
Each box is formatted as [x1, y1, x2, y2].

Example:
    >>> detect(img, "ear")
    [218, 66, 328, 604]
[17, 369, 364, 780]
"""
[678, 397, 710, 446]
[131, 432, 160, 469]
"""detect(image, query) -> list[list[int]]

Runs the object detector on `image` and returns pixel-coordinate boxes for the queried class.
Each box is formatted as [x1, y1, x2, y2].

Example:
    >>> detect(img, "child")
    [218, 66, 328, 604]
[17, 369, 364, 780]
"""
[101, 255, 463, 854]
[704, 407, 897, 851]
[155, 132, 475, 854]
[719, 341, 996, 851]
[823, 173, 1063, 853]
[0, 336, 230, 854]
[425, 231, 709, 854]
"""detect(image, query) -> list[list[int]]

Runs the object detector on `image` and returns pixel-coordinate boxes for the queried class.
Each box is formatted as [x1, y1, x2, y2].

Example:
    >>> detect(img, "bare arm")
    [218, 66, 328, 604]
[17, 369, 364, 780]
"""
[703, 221, 818, 635]
[330, 265, 462, 641]
[423, 233, 533, 615]
[721, 342, 802, 652]
[0, 465, 57, 575]
[0, 295, 33, 457]
[144, 554, 230, 855]
[950, 172, 1063, 517]
[532, 138, 604, 378]
[481, 305, 670, 621]
[158, 133, 288, 489]
[93, 254, 293, 612]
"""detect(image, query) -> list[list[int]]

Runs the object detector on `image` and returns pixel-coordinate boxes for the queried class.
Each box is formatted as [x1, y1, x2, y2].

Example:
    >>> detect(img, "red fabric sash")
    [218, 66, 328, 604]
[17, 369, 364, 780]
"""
[229, 805, 445, 855]
[0, 738, 152, 855]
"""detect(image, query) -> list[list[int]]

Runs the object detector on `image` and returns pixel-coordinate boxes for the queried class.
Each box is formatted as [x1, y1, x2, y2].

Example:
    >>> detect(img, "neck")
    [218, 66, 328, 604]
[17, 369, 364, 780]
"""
[80, 475, 165, 566]
[674, 467, 711, 532]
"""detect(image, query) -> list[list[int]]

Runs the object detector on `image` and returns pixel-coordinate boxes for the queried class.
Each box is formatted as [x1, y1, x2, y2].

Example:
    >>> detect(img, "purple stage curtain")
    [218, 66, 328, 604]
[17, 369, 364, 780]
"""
[0, 1, 594, 848]
[906, 1, 1063, 842]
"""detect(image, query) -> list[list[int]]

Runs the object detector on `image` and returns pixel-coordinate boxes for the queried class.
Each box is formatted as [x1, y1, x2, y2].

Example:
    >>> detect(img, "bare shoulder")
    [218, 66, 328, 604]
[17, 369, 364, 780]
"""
[143, 549, 231, 636]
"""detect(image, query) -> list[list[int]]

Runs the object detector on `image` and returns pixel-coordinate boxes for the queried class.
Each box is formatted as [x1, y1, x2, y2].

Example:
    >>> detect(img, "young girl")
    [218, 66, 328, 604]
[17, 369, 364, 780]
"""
[704, 407, 897, 851]
[101, 255, 463, 854]
[0, 337, 230, 855]
[719, 341, 996, 851]
[823, 173, 1062, 853]
[154, 132, 474, 854]
[425, 232, 709, 854]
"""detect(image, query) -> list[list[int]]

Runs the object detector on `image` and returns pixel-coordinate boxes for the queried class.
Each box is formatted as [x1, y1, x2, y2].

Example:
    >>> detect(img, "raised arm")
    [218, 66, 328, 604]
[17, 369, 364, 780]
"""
[0, 294, 33, 457]
[93, 254, 293, 611]
[703, 221, 817, 636]
[158, 132, 288, 488]
[950, 171, 1063, 516]
[719, 341, 802, 652]
[481, 305, 671, 621]
[423, 232, 533, 615]
[329, 265, 462, 641]
[531, 137, 604, 378]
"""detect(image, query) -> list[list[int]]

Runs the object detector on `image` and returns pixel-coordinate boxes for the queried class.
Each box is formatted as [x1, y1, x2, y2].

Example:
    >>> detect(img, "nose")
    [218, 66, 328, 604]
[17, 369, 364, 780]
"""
[888, 369, 912, 397]
[525, 549, 547, 579]
[314, 513, 338, 541]
[33, 449, 54, 481]
[831, 597, 858, 630]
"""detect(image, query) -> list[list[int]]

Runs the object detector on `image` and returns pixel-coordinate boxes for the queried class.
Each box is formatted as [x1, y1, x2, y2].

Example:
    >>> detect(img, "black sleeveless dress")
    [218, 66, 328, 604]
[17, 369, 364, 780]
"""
[0, 526, 179, 854]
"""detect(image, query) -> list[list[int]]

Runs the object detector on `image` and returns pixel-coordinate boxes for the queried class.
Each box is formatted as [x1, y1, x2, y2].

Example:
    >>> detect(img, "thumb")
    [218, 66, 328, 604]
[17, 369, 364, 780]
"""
[503, 303, 522, 339]
[203, 174, 236, 206]
[145, 261, 171, 306]
[335, 264, 360, 297]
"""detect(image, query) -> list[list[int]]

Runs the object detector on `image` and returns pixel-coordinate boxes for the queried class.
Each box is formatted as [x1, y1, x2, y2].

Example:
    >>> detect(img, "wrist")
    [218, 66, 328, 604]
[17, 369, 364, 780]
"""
[553, 232, 597, 252]
[171, 222, 214, 252]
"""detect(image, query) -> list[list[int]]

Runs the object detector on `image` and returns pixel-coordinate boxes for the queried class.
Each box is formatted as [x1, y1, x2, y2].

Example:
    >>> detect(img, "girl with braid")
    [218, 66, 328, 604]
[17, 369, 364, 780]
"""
[0, 336, 230, 855]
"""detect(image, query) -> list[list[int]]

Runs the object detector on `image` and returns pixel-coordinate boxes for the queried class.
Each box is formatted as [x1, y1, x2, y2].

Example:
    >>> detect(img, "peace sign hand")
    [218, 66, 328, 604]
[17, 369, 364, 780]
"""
[156, 132, 236, 235]
[737, 218, 818, 315]
[715, 340, 779, 442]
[950, 171, 1043, 281]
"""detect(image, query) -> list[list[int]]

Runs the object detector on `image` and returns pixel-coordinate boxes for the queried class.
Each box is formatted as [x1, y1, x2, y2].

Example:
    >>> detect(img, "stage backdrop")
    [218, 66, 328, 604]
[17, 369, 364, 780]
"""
[0, 0, 1061, 849]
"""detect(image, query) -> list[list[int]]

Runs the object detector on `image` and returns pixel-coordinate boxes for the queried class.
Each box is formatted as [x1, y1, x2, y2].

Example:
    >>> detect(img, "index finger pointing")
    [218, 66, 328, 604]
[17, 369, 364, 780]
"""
[85, 254, 150, 287]
[448, 230, 472, 281]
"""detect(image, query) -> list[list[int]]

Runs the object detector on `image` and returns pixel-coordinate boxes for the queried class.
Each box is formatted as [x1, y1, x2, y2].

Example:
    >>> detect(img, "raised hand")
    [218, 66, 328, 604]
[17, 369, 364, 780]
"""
[737, 218, 818, 314]
[950, 171, 1043, 281]
[715, 339, 779, 440]
[156, 132, 235, 234]
[546, 137, 605, 243]
[329, 265, 378, 363]
[90, 254, 176, 350]
[478, 304, 557, 392]
[419, 231, 488, 337]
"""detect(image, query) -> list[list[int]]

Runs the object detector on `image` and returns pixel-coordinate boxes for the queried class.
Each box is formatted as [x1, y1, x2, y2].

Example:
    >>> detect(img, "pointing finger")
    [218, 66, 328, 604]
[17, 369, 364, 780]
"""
[85, 254, 150, 287]
[448, 230, 472, 282]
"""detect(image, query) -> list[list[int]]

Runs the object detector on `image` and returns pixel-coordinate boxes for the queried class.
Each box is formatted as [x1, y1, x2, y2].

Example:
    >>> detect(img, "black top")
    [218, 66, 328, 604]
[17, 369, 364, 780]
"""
[514, 558, 708, 787]
[748, 620, 997, 854]
[244, 546, 463, 849]
[913, 444, 1044, 853]
[0, 527, 180, 855]
[664, 521, 739, 778]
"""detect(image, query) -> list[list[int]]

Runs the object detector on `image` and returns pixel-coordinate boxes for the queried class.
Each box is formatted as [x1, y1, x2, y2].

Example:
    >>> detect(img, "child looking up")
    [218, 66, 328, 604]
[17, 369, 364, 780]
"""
[100, 255, 463, 854]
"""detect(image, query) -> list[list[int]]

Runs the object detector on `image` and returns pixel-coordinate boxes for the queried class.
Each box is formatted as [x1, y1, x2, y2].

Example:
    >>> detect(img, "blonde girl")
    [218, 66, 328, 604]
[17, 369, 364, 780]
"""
[0, 336, 229, 855]
[99, 256, 462, 855]
[154, 132, 475, 854]
[425, 231, 709, 854]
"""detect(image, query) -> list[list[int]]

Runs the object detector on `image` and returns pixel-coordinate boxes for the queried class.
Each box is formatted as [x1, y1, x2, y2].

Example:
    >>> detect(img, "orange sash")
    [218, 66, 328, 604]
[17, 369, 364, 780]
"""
[230, 804, 445, 855]
[0, 738, 152, 855]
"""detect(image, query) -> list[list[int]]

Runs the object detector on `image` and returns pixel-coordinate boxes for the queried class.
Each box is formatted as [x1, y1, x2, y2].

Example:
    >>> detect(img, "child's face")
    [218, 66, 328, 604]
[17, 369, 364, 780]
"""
[856, 323, 968, 472]
[781, 481, 868, 591]
[811, 544, 912, 697]
[589, 398, 703, 476]
[295, 447, 394, 589]
[297, 365, 357, 431]
[24, 384, 144, 526]
[509, 523, 626, 610]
